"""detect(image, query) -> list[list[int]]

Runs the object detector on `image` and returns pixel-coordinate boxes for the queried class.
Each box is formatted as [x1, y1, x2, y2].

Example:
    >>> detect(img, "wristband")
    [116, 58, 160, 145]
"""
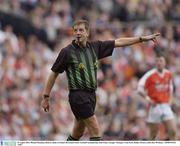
[139, 37, 143, 42]
[43, 94, 50, 99]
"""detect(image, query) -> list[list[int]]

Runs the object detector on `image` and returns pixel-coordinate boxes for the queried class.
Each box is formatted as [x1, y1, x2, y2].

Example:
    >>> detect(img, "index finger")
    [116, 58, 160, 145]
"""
[154, 33, 160, 36]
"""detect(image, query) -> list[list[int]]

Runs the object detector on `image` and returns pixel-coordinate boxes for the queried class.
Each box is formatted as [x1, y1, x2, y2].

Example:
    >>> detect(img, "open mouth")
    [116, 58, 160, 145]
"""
[76, 36, 81, 41]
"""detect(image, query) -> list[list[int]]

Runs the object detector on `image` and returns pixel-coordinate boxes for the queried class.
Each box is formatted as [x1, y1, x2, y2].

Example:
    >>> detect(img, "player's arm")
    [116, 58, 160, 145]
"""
[41, 71, 59, 112]
[136, 86, 151, 102]
[114, 33, 160, 48]
[169, 79, 174, 105]
[136, 73, 152, 103]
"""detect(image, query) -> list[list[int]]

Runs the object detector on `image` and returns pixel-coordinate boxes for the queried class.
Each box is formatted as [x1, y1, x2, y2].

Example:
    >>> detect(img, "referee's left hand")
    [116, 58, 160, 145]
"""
[141, 33, 160, 42]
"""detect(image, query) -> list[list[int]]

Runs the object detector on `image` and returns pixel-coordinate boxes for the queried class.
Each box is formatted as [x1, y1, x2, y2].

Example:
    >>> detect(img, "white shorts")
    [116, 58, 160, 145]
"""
[147, 103, 174, 123]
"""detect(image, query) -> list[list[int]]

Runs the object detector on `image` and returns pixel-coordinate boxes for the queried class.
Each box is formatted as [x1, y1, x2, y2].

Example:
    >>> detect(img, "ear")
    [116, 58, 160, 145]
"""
[87, 30, 90, 37]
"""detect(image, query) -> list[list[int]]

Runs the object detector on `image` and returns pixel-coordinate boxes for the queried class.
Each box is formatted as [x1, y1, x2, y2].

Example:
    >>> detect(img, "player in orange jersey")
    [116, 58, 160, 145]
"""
[137, 54, 176, 140]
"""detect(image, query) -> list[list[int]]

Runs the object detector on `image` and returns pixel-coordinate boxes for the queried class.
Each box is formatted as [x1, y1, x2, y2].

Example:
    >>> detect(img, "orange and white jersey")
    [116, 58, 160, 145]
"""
[138, 68, 173, 103]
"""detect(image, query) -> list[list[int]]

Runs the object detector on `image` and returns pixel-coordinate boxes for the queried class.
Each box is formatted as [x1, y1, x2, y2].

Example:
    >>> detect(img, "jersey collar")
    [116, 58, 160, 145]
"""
[72, 40, 89, 49]
[155, 68, 166, 77]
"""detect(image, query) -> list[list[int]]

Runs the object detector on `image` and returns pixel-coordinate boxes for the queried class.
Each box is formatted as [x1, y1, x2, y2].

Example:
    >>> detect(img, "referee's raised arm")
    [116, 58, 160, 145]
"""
[115, 33, 160, 47]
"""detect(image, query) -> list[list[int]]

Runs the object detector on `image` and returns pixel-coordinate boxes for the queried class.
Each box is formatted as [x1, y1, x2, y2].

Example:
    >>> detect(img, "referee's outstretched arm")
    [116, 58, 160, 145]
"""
[115, 33, 160, 47]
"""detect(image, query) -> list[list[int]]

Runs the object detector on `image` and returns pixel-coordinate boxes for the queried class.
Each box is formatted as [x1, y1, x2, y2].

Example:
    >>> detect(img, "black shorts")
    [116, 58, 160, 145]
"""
[69, 89, 96, 120]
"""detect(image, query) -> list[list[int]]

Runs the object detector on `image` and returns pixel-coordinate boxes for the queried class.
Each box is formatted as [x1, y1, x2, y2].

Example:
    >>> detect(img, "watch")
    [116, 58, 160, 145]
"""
[43, 94, 50, 99]
[139, 37, 143, 42]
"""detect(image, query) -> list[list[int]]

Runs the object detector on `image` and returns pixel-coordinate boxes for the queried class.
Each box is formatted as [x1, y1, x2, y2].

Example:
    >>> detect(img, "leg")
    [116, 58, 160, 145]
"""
[163, 120, 176, 140]
[69, 90, 99, 140]
[67, 118, 86, 140]
[83, 115, 101, 140]
[148, 123, 159, 140]
[72, 118, 86, 139]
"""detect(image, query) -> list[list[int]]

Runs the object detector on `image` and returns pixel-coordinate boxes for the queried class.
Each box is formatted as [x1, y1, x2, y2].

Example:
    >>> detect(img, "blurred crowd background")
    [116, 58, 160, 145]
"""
[0, 0, 180, 140]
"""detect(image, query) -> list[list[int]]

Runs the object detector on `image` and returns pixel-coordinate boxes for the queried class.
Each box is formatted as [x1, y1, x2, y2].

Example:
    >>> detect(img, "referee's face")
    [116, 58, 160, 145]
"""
[73, 23, 89, 46]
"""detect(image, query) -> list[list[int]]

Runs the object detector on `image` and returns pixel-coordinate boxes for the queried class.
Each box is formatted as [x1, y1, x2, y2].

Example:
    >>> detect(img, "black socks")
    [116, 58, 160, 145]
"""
[90, 137, 102, 141]
[67, 135, 78, 141]
[67, 135, 102, 141]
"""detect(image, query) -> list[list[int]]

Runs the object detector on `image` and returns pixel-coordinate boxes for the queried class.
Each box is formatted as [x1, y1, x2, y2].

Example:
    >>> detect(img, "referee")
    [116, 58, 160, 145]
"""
[41, 20, 160, 141]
